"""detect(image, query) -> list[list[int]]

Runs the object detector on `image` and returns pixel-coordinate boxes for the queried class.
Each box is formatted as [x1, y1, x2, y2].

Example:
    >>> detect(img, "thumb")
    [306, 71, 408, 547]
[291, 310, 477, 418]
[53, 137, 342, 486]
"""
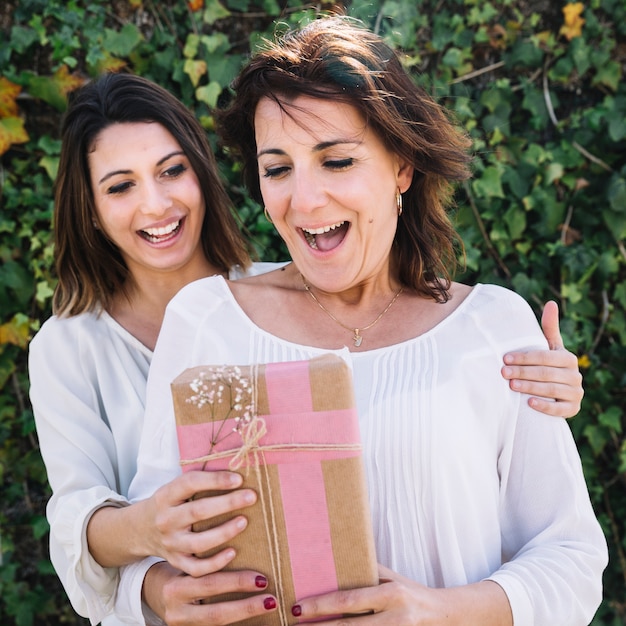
[541, 300, 564, 350]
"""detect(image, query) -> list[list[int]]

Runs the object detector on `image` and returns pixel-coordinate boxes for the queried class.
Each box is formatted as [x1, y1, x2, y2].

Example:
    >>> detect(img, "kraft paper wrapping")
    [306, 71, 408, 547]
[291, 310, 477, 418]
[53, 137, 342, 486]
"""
[171, 354, 378, 626]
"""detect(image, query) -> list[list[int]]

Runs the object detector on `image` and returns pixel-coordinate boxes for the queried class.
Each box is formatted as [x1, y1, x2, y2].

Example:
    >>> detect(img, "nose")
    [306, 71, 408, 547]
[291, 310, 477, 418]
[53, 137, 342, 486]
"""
[139, 180, 172, 216]
[289, 167, 327, 214]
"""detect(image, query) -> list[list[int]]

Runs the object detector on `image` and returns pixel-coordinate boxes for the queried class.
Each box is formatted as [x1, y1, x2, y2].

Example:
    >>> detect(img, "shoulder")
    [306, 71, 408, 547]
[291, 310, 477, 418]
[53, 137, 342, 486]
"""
[466, 283, 535, 313]
[29, 310, 151, 369]
[163, 276, 241, 334]
[456, 283, 547, 351]
[30, 312, 104, 354]
[168, 275, 230, 311]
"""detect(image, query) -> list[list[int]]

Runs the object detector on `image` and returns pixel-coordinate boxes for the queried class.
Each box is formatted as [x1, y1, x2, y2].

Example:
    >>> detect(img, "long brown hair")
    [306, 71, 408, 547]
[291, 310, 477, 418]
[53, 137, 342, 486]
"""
[217, 16, 472, 302]
[53, 72, 250, 316]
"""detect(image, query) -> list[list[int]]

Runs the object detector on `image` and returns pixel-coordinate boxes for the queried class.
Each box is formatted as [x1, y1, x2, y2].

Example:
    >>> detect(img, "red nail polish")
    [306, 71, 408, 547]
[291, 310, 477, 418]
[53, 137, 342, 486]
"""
[264, 597, 277, 610]
[255, 575, 268, 588]
[292, 604, 302, 617]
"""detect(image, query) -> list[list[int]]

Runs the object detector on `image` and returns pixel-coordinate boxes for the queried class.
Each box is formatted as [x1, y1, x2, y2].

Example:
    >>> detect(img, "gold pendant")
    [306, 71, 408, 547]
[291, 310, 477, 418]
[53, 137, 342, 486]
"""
[353, 331, 362, 347]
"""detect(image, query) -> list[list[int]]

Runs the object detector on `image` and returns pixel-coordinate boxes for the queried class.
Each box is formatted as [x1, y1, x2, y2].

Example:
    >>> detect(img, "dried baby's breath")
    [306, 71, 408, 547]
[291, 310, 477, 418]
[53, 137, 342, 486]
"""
[186, 366, 254, 452]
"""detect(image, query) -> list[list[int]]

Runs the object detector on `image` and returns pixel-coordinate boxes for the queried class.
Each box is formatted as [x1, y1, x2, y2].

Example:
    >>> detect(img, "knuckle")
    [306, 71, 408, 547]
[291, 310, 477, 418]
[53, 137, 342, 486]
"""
[202, 604, 223, 624]
[333, 589, 355, 610]
[199, 573, 223, 594]
[245, 598, 262, 616]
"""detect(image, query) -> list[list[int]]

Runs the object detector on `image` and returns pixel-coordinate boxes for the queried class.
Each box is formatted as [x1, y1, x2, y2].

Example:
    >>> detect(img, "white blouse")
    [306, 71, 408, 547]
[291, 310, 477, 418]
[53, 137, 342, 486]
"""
[28, 263, 282, 626]
[118, 276, 607, 626]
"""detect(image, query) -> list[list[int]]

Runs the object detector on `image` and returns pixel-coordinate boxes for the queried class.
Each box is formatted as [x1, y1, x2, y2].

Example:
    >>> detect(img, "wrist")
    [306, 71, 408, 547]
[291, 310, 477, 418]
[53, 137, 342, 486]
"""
[142, 561, 173, 622]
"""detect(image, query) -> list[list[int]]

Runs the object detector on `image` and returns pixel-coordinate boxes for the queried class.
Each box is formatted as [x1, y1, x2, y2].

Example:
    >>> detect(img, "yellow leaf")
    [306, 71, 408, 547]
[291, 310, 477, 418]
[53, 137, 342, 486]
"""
[53, 65, 87, 97]
[184, 59, 208, 88]
[0, 315, 31, 349]
[559, 3, 585, 41]
[0, 116, 29, 156]
[0, 76, 21, 118]
[577, 354, 591, 369]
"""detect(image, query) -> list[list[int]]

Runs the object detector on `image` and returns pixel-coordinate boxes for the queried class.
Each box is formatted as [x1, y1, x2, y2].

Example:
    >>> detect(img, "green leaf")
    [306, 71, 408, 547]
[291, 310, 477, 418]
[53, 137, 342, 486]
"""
[102, 23, 142, 57]
[35, 281, 54, 305]
[38, 155, 58, 182]
[569, 36, 592, 76]
[503, 206, 527, 240]
[31, 515, 49, 540]
[583, 424, 608, 455]
[592, 60, 621, 92]
[10, 25, 39, 53]
[503, 166, 529, 199]
[24, 74, 66, 111]
[598, 405, 623, 432]
[472, 166, 505, 199]
[196, 81, 222, 108]
[183, 33, 200, 59]
[522, 85, 549, 130]
[201, 33, 229, 55]
[203, 0, 231, 24]
[602, 210, 626, 240]
[545, 162, 564, 185]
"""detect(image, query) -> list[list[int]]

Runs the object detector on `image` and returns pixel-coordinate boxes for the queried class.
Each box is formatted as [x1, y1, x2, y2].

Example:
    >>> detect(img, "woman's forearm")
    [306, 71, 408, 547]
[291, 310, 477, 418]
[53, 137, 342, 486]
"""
[87, 500, 154, 567]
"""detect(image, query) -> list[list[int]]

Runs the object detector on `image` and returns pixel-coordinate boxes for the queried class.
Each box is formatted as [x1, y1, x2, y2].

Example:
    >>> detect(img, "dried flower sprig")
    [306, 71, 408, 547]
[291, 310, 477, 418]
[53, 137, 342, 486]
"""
[186, 365, 255, 452]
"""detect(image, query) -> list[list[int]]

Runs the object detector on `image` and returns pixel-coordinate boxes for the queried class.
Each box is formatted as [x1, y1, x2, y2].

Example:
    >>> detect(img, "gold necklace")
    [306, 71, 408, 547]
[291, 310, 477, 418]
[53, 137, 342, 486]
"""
[301, 274, 403, 347]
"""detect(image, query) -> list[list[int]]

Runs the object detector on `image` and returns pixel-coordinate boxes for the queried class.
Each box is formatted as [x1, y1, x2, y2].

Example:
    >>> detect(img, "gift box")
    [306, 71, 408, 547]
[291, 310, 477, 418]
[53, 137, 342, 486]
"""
[172, 354, 378, 625]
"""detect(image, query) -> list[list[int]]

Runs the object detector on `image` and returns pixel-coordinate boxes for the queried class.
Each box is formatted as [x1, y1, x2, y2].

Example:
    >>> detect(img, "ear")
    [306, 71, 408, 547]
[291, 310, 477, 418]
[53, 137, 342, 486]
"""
[396, 158, 414, 193]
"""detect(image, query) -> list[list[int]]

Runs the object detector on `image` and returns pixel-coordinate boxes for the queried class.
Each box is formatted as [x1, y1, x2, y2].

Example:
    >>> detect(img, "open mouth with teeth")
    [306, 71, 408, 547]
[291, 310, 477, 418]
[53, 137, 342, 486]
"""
[301, 221, 349, 251]
[138, 218, 183, 244]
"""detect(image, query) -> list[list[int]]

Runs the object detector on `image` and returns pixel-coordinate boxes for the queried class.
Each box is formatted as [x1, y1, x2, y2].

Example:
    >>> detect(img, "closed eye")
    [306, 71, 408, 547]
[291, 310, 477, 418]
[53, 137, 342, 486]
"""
[107, 181, 133, 195]
[262, 166, 290, 179]
[325, 158, 353, 170]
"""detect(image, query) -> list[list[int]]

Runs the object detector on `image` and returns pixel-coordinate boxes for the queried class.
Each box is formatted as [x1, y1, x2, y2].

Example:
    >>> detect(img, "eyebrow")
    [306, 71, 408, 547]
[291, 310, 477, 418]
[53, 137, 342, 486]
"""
[256, 139, 361, 159]
[97, 150, 186, 185]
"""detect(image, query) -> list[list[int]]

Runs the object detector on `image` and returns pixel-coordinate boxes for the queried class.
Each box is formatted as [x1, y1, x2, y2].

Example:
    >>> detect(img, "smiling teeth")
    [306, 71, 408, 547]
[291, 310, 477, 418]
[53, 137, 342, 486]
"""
[143, 220, 180, 237]
[302, 221, 345, 235]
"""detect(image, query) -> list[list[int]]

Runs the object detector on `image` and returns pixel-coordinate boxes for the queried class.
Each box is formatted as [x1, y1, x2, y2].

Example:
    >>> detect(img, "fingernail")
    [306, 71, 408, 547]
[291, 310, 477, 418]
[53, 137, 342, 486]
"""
[255, 575, 268, 588]
[503, 354, 513, 364]
[502, 366, 512, 377]
[235, 516, 248, 529]
[292, 604, 302, 617]
[264, 597, 277, 610]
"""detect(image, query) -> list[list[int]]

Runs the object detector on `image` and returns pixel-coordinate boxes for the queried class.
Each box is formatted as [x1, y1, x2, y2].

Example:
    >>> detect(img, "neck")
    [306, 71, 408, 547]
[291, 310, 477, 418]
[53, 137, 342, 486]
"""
[300, 273, 403, 348]
[110, 257, 224, 350]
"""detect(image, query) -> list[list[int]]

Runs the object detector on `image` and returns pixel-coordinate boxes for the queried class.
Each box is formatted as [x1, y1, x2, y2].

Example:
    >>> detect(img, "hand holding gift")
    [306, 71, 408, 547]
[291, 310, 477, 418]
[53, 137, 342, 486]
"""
[172, 354, 378, 626]
[140, 467, 257, 577]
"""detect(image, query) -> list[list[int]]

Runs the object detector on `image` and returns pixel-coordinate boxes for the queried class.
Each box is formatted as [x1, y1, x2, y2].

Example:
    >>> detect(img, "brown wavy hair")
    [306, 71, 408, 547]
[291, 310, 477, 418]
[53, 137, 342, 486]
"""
[216, 16, 473, 302]
[53, 72, 250, 316]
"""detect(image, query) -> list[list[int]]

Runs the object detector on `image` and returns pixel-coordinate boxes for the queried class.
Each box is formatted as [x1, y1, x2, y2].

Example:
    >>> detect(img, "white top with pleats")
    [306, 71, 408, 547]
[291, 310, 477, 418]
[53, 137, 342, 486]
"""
[118, 275, 607, 626]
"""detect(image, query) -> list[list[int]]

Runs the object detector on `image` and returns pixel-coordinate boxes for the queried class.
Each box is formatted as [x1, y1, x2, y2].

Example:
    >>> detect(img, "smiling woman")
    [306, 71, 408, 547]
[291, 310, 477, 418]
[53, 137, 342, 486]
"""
[253, 94, 412, 300]
[28, 73, 283, 626]
[88, 123, 207, 281]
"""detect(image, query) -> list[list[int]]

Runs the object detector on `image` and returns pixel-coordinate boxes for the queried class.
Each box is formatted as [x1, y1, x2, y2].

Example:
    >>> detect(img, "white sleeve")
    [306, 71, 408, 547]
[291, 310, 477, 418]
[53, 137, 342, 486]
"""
[29, 319, 129, 624]
[115, 558, 166, 625]
[488, 400, 607, 625]
[477, 289, 608, 625]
